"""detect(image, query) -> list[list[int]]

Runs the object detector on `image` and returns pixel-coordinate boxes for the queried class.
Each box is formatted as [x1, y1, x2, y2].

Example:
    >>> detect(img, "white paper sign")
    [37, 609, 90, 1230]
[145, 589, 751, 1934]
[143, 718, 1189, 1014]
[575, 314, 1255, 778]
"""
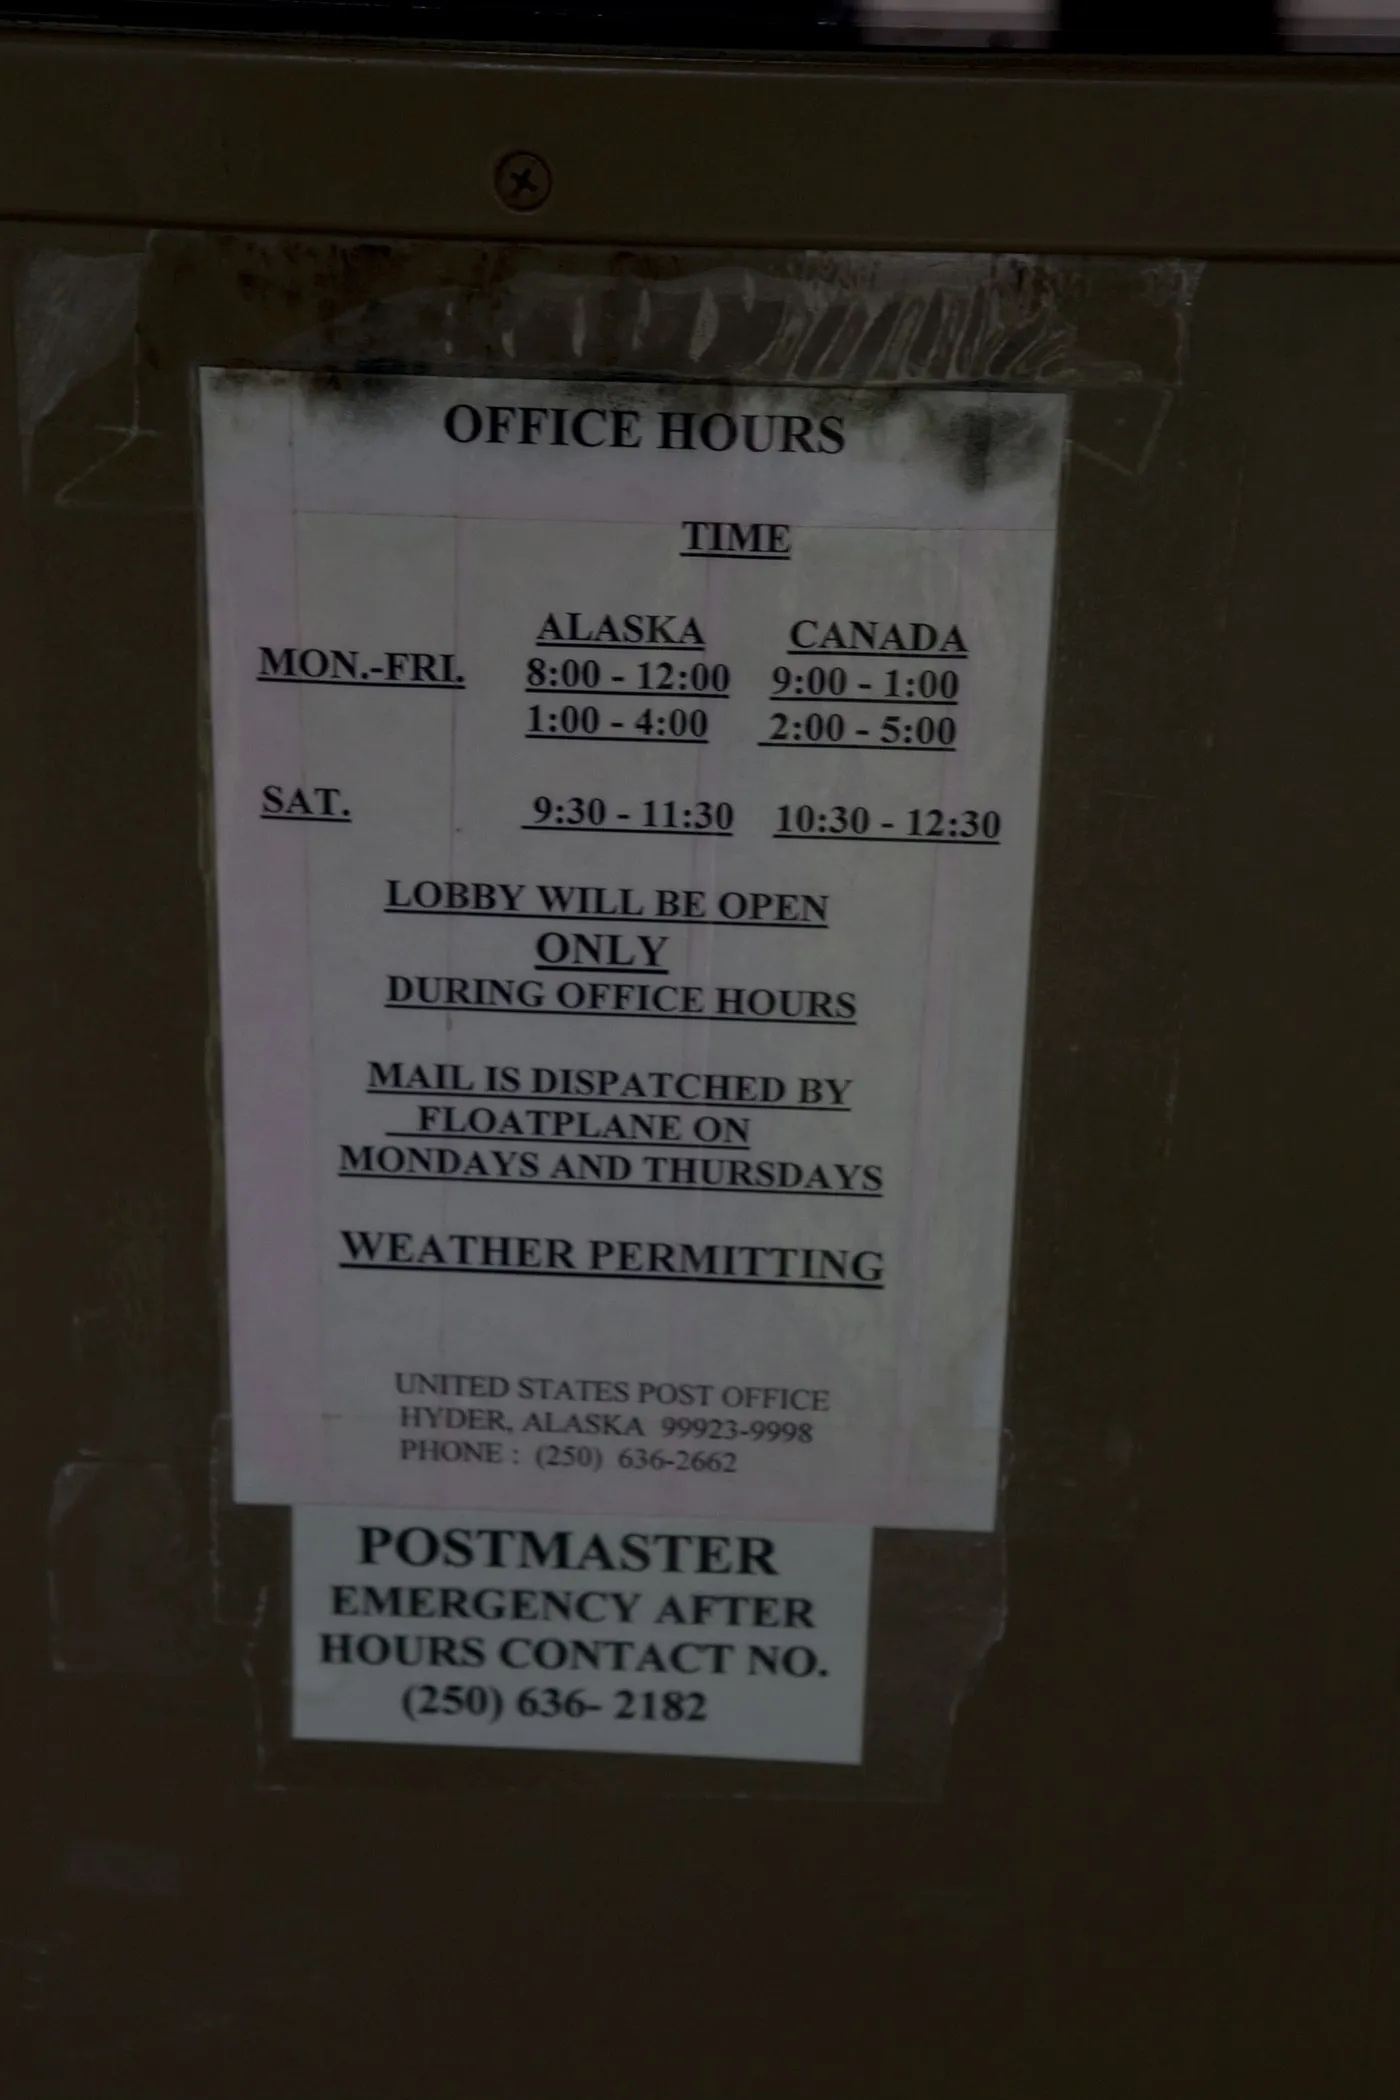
[294, 1508, 871, 1763]
[202, 374, 1063, 1527]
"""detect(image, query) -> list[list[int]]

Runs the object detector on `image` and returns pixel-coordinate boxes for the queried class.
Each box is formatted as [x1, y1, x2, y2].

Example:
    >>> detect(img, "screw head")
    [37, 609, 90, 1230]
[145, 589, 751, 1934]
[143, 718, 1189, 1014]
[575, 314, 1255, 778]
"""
[494, 150, 552, 213]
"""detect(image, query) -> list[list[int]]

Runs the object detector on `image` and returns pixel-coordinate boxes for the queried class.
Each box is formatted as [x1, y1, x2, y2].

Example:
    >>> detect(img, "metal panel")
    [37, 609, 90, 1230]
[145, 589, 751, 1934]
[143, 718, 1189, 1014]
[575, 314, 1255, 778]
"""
[0, 40, 1398, 254]
[2, 38, 1399, 2099]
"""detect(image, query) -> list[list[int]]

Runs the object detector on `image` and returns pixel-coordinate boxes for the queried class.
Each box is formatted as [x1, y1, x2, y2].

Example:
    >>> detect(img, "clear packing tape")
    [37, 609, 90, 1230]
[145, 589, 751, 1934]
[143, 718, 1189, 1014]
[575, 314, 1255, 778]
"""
[19, 233, 1219, 1795]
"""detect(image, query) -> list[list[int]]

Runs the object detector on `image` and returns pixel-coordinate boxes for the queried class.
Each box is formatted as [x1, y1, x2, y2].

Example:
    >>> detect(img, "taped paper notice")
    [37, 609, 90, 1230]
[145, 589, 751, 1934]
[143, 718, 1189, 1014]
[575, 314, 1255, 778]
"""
[294, 1508, 872, 1763]
[202, 374, 1063, 1526]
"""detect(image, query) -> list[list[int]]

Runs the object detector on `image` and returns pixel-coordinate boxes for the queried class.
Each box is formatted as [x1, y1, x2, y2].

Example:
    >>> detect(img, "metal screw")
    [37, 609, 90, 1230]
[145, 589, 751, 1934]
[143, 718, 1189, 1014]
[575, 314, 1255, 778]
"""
[494, 151, 553, 213]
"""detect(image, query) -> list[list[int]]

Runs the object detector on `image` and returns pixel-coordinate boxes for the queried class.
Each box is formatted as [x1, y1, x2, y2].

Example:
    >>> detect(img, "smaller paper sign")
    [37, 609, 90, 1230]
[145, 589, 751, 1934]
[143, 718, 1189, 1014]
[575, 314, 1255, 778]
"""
[294, 1507, 871, 1764]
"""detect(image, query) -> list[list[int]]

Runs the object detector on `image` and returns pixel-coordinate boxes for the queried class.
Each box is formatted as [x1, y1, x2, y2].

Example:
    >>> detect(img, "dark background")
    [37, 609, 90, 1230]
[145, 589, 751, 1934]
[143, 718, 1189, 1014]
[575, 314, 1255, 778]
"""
[0, 4, 1309, 55]
[3, 28, 1400, 2100]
